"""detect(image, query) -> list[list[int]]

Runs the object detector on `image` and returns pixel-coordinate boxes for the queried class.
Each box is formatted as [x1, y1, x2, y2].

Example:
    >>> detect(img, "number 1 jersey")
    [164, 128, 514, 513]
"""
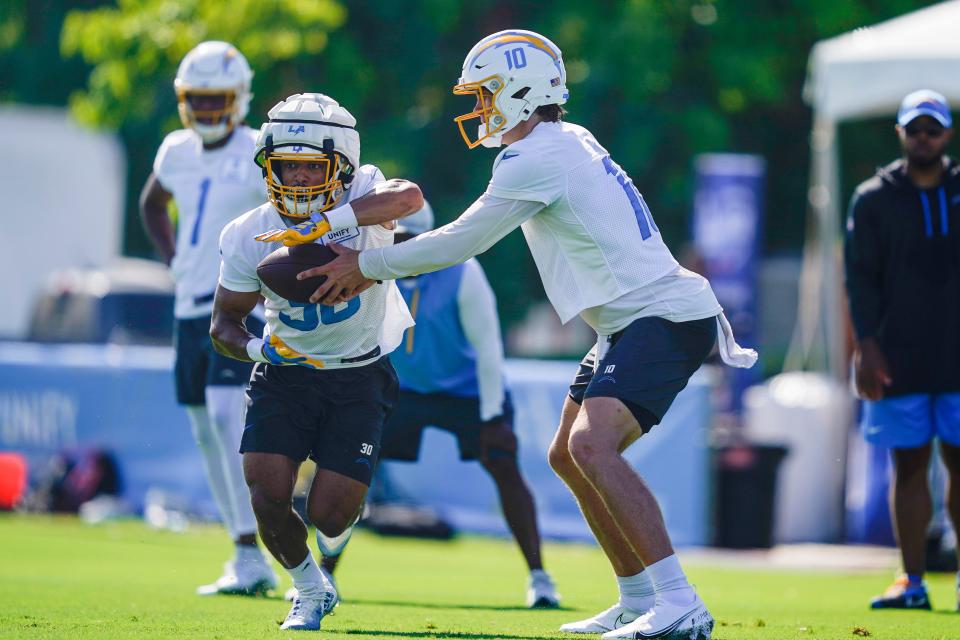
[153, 126, 266, 319]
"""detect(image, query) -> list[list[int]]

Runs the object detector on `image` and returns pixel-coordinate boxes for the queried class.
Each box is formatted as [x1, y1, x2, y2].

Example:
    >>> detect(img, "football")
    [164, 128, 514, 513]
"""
[256, 243, 337, 303]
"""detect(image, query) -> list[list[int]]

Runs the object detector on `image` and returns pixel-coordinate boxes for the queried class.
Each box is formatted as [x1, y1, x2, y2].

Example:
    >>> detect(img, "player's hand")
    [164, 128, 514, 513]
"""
[297, 243, 374, 305]
[254, 213, 331, 246]
[261, 335, 326, 369]
[854, 337, 892, 400]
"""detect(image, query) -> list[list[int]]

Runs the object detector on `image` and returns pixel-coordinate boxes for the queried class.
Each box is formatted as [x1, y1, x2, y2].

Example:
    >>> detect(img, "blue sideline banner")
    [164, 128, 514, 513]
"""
[692, 153, 764, 412]
[0, 343, 712, 545]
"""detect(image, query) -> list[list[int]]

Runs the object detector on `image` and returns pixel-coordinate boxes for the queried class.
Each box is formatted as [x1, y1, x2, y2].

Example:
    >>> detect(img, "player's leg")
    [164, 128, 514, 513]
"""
[550, 353, 653, 633]
[934, 392, 960, 610]
[565, 317, 716, 639]
[463, 395, 558, 608]
[863, 394, 935, 609]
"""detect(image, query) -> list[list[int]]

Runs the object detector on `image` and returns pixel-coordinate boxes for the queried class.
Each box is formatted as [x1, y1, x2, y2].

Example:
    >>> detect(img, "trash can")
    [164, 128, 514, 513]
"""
[712, 444, 788, 549]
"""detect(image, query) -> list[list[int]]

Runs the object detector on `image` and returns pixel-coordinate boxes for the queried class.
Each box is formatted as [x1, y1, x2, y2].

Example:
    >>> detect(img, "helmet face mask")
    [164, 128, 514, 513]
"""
[258, 147, 352, 219]
[253, 93, 362, 220]
[453, 30, 568, 149]
[174, 41, 253, 144]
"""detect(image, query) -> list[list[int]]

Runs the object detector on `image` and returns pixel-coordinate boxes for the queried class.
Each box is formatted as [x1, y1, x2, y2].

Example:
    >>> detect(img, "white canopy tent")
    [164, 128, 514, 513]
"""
[791, 0, 960, 376]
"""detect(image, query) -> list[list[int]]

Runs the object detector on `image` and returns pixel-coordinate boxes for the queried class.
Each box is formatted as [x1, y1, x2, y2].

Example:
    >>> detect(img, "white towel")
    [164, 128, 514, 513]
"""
[715, 313, 758, 368]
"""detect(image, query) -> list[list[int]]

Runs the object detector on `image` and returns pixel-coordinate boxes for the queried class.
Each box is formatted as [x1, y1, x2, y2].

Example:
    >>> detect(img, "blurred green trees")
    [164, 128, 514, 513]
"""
[4, 0, 938, 330]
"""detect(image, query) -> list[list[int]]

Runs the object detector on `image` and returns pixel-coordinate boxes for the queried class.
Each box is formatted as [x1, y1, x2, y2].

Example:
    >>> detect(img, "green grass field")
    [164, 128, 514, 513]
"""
[1, 514, 957, 640]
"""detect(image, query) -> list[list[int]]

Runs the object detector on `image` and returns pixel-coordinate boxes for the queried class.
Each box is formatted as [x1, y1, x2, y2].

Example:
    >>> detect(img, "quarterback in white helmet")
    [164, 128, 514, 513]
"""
[138, 40, 274, 598]
[211, 92, 421, 631]
[303, 29, 760, 640]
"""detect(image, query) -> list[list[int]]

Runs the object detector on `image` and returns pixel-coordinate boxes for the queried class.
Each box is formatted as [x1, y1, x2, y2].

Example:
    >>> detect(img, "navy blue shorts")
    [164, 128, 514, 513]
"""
[569, 316, 716, 432]
[173, 315, 264, 405]
[380, 392, 517, 462]
[240, 357, 399, 486]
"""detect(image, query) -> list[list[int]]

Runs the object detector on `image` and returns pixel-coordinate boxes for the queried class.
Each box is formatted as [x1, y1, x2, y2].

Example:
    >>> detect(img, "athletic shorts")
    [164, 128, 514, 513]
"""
[569, 316, 716, 432]
[173, 315, 264, 405]
[861, 393, 960, 449]
[240, 357, 399, 485]
[380, 392, 517, 462]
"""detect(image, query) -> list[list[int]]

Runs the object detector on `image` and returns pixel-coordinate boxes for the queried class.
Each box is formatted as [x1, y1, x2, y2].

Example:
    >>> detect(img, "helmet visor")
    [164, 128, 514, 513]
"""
[453, 75, 507, 149]
[176, 88, 238, 128]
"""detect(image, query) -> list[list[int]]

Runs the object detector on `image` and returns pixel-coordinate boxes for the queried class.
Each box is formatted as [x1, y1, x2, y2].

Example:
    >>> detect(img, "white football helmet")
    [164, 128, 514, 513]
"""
[174, 41, 253, 144]
[454, 30, 568, 149]
[254, 93, 361, 219]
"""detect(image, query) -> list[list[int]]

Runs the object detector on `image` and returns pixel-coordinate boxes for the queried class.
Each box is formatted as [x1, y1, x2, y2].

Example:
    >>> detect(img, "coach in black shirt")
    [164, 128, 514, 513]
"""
[845, 89, 960, 611]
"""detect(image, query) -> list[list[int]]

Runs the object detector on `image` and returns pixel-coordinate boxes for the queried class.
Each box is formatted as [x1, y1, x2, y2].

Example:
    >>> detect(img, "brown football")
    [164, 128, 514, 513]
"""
[256, 243, 337, 303]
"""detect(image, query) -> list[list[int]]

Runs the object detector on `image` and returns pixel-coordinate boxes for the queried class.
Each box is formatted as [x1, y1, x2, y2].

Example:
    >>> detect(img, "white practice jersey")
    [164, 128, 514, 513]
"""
[219, 165, 414, 368]
[153, 125, 266, 319]
[360, 121, 721, 335]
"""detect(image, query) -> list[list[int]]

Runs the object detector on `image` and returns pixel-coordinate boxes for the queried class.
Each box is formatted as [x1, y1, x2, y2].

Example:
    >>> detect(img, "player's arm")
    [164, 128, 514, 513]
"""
[254, 179, 423, 245]
[139, 172, 176, 265]
[843, 192, 892, 399]
[210, 285, 261, 361]
[457, 261, 506, 422]
[300, 195, 544, 304]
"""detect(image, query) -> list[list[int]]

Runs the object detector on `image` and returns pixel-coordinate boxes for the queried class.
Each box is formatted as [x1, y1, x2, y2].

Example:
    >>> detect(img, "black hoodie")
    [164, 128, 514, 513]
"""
[844, 157, 960, 397]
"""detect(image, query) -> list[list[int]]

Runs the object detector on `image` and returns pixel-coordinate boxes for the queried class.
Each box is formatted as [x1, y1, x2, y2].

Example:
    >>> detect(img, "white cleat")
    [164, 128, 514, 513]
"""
[600, 595, 713, 640]
[527, 571, 561, 609]
[280, 586, 338, 631]
[560, 603, 642, 634]
[196, 559, 277, 596]
[285, 567, 339, 604]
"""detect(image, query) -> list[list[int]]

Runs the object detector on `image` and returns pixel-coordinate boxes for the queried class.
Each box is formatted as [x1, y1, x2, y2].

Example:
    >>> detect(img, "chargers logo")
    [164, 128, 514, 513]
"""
[287, 125, 305, 135]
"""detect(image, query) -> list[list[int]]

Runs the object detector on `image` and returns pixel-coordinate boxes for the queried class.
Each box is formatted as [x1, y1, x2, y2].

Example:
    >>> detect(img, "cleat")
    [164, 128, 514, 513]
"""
[196, 559, 277, 596]
[601, 595, 713, 639]
[560, 603, 642, 634]
[870, 576, 931, 610]
[527, 571, 561, 609]
[280, 585, 338, 631]
[316, 520, 356, 558]
[285, 567, 339, 605]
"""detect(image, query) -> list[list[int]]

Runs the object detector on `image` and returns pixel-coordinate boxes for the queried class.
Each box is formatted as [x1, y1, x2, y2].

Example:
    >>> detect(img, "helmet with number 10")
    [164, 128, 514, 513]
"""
[453, 30, 568, 149]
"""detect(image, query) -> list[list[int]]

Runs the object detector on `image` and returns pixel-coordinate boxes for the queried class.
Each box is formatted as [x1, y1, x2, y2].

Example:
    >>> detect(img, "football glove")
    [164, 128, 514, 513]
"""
[254, 213, 331, 246]
[261, 335, 326, 369]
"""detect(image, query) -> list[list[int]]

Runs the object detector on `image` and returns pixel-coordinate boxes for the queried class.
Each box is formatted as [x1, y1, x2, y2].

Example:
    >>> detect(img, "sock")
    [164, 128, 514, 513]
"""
[905, 573, 924, 588]
[530, 569, 552, 583]
[235, 543, 265, 567]
[288, 553, 323, 596]
[616, 570, 656, 612]
[645, 555, 695, 607]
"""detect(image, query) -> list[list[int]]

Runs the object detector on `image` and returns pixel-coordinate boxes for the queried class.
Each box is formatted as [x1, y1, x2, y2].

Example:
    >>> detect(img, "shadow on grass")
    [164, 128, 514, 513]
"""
[338, 629, 560, 640]
[344, 597, 572, 613]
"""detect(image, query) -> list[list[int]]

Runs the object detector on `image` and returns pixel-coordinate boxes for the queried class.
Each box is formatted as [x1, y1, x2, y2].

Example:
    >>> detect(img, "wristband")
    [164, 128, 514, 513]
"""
[324, 203, 358, 232]
[246, 337, 268, 363]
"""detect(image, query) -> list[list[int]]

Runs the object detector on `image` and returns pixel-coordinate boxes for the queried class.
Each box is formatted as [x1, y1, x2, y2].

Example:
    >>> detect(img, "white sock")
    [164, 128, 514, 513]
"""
[205, 386, 258, 536]
[530, 569, 552, 582]
[617, 570, 656, 612]
[645, 555, 695, 606]
[289, 553, 323, 596]
[235, 543, 266, 566]
[184, 405, 238, 539]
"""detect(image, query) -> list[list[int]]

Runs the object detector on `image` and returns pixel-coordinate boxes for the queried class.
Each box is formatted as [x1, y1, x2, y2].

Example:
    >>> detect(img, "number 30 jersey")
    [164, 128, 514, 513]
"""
[218, 164, 414, 368]
[153, 126, 266, 319]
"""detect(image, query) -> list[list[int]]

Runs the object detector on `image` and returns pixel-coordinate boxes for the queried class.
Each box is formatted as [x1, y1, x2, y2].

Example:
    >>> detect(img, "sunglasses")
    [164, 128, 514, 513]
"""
[905, 123, 946, 138]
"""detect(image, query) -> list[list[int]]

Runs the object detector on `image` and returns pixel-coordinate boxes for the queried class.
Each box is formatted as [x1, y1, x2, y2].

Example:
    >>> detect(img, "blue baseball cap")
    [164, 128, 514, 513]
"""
[396, 200, 434, 235]
[897, 90, 952, 128]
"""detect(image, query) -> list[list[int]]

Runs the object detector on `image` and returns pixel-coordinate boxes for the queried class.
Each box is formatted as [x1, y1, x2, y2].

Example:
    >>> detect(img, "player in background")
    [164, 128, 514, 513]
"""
[282, 30, 758, 640]
[315, 202, 560, 609]
[212, 92, 421, 630]
[139, 41, 275, 596]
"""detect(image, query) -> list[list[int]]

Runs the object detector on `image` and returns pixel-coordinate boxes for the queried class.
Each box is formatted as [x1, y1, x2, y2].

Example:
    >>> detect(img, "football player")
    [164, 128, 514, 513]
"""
[291, 30, 758, 640]
[212, 92, 420, 631]
[139, 40, 276, 596]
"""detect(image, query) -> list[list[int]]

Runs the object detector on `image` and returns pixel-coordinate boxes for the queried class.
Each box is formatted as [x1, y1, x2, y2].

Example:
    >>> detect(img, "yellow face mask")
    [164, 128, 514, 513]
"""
[452, 75, 507, 149]
[176, 88, 237, 129]
[259, 151, 347, 219]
